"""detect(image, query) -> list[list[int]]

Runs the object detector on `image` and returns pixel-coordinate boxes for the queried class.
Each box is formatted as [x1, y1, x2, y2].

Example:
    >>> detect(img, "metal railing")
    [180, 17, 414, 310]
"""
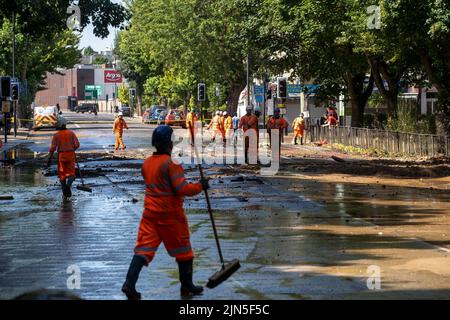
[309, 125, 450, 157]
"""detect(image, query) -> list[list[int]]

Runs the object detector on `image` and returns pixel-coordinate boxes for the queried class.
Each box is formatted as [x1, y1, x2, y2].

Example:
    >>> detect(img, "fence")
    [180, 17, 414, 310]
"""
[309, 125, 450, 157]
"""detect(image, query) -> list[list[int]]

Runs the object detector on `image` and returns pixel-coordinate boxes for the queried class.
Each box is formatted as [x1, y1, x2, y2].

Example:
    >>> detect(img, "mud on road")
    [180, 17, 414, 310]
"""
[1, 144, 450, 299]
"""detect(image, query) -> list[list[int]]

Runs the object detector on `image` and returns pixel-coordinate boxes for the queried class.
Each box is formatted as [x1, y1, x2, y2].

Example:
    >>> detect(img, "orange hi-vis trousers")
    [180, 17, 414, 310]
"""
[115, 132, 125, 150]
[134, 209, 194, 264]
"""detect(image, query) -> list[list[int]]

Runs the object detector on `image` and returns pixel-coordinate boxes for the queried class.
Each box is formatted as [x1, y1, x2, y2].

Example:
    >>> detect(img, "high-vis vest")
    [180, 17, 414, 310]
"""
[142, 154, 202, 214]
[113, 118, 128, 134]
[239, 114, 258, 132]
[49, 130, 80, 153]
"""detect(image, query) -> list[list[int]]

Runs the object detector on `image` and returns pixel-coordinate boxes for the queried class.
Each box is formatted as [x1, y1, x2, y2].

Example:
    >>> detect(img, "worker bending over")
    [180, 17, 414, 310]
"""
[122, 125, 209, 300]
[113, 112, 129, 151]
[47, 119, 80, 201]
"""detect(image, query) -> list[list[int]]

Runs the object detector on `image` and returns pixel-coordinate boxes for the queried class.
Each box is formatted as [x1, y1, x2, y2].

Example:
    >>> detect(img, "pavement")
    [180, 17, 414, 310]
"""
[0, 111, 449, 300]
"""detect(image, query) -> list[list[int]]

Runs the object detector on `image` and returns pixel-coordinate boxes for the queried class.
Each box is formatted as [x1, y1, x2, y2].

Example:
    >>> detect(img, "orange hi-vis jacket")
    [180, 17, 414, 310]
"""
[293, 117, 305, 135]
[267, 117, 288, 131]
[113, 117, 128, 134]
[142, 154, 203, 213]
[239, 114, 259, 132]
[186, 112, 198, 129]
[224, 116, 233, 131]
[207, 115, 223, 131]
[134, 154, 203, 263]
[49, 129, 80, 180]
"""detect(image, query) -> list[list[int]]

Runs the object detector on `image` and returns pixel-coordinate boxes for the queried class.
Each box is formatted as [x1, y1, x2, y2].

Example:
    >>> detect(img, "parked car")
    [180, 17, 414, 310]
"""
[119, 104, 132, 117]
[151, 108, 167, 121]
[75, 103, 98, 114]
[148, 105, 166, 117]
[165, 109, 186, 128]
[143, 107, 164, 124]
[157, 110, 167, 125]
[33, 106, 64, 130]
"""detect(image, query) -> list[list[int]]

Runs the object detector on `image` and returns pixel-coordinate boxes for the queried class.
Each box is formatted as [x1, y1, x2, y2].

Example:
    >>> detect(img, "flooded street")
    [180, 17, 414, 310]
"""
[1, 113, 449, 299]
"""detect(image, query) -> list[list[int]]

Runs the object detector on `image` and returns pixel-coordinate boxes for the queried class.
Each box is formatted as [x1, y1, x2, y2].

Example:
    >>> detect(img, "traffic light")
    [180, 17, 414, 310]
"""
[277, 77, 287, 99]
[11, 83, 19, 101]
[0, 76, 11, 99]
[93, 89, 98, 99]
[129, 88, 136, 98]
[198, 83, 206, 102]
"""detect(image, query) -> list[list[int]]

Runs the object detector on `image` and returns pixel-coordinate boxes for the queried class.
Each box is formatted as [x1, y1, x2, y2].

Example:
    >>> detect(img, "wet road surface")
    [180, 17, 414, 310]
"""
[1, 112, 449, 299]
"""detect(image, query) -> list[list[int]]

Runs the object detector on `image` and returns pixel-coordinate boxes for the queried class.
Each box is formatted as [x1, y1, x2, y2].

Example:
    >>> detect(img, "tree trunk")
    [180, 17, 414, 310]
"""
[419, 52, 450, 136]
[135, 76, 144, 116]
[345, 73, 374, 127]
[227, 83, 245, 115]
[368, 57, 401, 116]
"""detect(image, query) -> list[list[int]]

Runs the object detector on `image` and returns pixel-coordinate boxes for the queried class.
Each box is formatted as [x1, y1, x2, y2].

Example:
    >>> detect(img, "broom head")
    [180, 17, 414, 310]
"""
[206, 259, 240, 289]
[76, 184, 92, 193]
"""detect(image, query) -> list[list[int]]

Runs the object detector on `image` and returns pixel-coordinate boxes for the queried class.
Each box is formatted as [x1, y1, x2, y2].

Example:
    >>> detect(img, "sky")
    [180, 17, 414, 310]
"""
[79, 24, 117, 52]
[78, 0, 123, 52]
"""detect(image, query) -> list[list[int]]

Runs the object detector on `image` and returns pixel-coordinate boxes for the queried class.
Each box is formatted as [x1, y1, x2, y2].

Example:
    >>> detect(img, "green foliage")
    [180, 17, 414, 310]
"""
[92, 55, 109, 65]
[83, 46, 96, 56]
[386, 98, 436, 134]
[118, 84, 129, 105]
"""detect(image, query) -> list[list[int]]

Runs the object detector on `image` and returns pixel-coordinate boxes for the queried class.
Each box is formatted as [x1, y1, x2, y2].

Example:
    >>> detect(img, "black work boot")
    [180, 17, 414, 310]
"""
[60, 180, 70, 200]
[178, 259, 203, 297]
[66, 177, 75, 198]
[122, 255, 146, 300]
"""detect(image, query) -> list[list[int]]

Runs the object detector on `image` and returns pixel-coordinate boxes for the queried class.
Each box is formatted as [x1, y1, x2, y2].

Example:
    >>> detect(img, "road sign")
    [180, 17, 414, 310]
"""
[254, 85, 265, 104]
[2, 101, 10, 112]
[85, 85, 102, 100]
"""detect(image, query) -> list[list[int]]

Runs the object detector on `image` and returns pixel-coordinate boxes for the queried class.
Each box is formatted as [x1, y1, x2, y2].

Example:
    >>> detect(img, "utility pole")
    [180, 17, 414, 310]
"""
[246, 53, 250, 109]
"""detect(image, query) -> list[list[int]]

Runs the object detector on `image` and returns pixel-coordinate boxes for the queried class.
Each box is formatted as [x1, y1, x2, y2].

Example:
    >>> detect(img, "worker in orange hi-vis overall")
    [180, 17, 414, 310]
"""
[223, 111, 233, 145]
[185, 109, 198, 145]
[207, 111, 223, 143]
[292, 113, 306, 145]
[239, 107, 259, 164]
[267, 107, 289, 162]
[113, 112, 129, 150]
[47, 119, 80, 201]
[121, 125, 209, 300]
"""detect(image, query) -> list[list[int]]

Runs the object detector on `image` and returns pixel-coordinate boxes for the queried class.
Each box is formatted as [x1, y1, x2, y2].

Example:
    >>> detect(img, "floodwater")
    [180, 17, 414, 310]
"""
[1, 146, 450, 299]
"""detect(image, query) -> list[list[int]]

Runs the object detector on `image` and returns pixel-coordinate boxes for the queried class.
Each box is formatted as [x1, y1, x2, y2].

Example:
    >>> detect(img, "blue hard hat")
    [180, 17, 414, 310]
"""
[152, 125, 173, 148]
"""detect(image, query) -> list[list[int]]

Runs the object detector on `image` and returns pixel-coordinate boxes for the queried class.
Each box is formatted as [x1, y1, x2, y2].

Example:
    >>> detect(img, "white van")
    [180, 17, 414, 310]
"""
[33, 105, 63, 130]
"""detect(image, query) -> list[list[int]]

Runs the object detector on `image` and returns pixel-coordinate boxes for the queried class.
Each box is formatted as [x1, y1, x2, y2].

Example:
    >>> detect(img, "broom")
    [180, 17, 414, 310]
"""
[188, 123, 240, 288]
[75, 156, 92, 193]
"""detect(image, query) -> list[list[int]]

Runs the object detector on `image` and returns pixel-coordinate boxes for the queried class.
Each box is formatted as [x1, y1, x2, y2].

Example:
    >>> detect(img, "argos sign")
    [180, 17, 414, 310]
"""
[104, 70, 123, 83]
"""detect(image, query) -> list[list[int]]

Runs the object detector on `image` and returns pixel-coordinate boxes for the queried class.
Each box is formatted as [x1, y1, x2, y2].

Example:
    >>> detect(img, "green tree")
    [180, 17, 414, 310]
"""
[118, 84, 129, 105]
[83, 46, 96, 56]
[92, 55, 109, 65]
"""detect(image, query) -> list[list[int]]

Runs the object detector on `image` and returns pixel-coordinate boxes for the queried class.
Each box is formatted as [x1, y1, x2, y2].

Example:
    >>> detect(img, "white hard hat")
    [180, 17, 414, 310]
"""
[59, 117, 67, 126]
[118, 112, 123, 116]
[215, 111, 220, 115]
[223, 111, 228, 116]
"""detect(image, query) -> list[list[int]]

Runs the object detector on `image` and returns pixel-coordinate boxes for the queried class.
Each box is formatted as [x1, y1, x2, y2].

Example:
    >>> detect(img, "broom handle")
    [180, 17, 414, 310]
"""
[75, 154, 85, 185]
[189, 123, 226, 267]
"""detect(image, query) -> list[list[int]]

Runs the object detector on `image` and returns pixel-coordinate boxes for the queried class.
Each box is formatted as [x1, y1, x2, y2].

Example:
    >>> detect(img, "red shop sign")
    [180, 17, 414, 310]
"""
[104, 70, 123, 83]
